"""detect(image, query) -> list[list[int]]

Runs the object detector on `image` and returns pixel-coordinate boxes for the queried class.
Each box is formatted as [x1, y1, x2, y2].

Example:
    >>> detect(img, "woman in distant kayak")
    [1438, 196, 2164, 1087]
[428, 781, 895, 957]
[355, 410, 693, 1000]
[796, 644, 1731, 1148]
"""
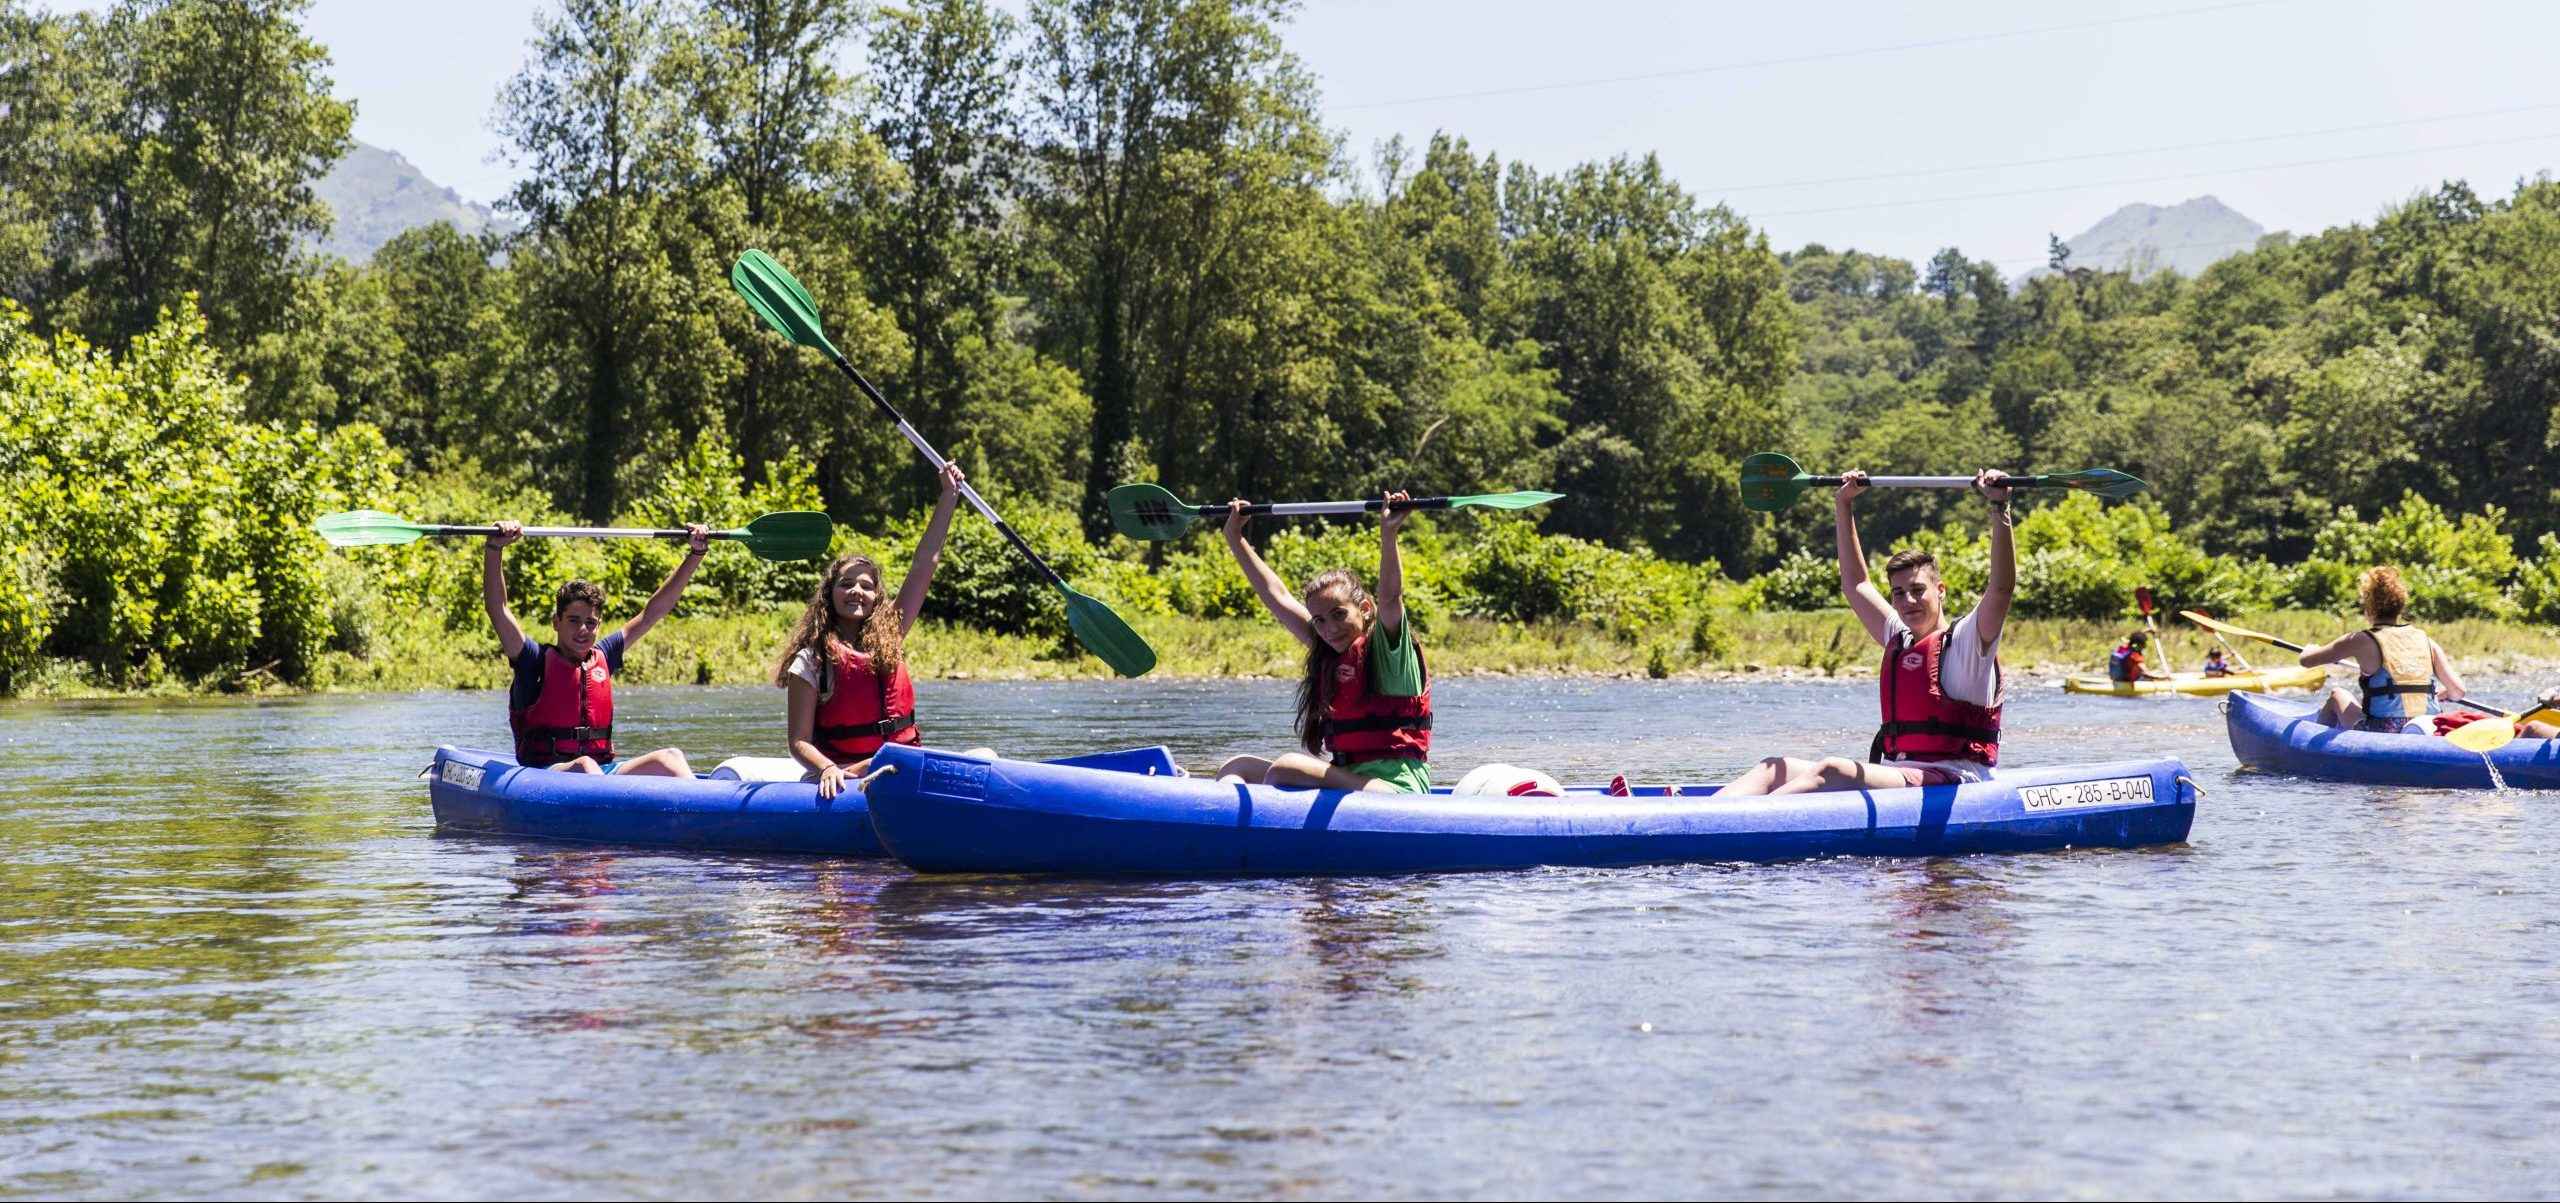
[774, 463, 965, 800]
[2300, 566, 2468, 733]
[485, 521, 708, 776]
[1213, 491, 1432, 793]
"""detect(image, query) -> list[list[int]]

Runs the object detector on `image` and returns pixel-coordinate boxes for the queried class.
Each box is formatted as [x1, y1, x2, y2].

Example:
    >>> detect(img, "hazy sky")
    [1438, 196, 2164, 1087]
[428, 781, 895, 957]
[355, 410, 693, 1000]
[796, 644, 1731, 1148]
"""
[47, 0, 2560, 269]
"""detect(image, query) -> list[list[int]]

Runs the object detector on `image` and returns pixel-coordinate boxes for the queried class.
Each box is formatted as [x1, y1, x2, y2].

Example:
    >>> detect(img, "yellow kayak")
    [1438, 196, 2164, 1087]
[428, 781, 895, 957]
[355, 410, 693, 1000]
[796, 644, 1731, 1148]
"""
[2062, 665, 2329, 697]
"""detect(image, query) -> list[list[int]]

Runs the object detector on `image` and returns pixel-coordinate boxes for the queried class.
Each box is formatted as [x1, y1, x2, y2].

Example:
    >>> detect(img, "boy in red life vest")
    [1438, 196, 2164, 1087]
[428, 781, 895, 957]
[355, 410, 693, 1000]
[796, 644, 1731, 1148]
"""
[1212, 490, 1431, 793]
[1719, 468, 2015, 796]
[2109, 631, 2168, 682]
[484, 520, 710, 776]
[774, 463, 966, 801]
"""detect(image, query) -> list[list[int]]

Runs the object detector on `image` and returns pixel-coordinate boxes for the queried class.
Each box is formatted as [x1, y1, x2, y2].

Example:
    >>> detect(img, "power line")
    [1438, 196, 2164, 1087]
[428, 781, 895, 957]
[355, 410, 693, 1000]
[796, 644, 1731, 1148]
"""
[1746, 129, 2560, 219]
[1705, 101, 2560, 195]
[1338, 0, 2288, 111]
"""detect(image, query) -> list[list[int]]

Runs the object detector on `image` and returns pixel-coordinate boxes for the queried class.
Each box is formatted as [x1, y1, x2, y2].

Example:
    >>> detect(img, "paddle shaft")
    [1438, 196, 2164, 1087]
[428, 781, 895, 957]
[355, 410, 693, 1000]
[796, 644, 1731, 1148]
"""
[812, 346, 1069, 592]
[1182, 497, 1461, 519]
[423, 524, 734, 542]
[1811, 473, 2057, 490]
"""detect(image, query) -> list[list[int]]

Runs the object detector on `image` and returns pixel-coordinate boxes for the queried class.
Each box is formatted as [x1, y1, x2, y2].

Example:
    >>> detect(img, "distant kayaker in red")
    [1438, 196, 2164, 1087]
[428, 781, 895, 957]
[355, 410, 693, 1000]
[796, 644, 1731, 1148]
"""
[1212, 490, 1432, 794]
[2297, 566, 2467, 734]
[1719, 467, 2015, 795]
[2108, 631, 2169, 683]
[485, 520, 709, 776]
[774, 463, 966, 800]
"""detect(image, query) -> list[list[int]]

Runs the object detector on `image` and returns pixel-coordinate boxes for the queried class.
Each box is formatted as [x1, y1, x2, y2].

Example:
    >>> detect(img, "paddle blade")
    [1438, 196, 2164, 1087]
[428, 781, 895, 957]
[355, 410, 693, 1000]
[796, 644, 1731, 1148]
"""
[1449, 490, 1566, 511]
[729, 250, 842, 359]
[1064, 587, 1156, 678]
[1105, 483, 1197, 541]
[1738, 452, 1811, 512]
[2445, 715, 2520, 754]
[2045, 467, 2149, 500]
[732, 511, 834, 561]
[314, 510, 430, 547]
[2135, 586, 2156, 616]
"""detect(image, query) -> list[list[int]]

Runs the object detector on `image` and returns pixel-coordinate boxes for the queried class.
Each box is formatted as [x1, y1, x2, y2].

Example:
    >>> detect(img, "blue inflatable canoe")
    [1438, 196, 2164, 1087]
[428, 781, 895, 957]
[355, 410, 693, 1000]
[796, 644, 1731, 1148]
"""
[2224, 691, 2560, 789]
[862, 744, 2200, 877]
[425, 744, 1184, 855]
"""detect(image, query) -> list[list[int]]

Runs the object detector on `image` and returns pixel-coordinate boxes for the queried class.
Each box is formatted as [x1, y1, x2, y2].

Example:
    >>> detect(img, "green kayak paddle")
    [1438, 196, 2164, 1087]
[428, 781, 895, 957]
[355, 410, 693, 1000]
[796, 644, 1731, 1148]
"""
[1737, 452, 2148, 512]
[1105, 483, 1564, 542]
[314, 509, 835, 562]
[728, 248, 1155, 678]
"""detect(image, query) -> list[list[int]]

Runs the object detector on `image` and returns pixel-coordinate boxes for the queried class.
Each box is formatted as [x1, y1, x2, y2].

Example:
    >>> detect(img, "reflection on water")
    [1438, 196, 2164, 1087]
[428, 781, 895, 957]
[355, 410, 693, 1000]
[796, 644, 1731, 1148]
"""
[3, 679, 2558, 1198]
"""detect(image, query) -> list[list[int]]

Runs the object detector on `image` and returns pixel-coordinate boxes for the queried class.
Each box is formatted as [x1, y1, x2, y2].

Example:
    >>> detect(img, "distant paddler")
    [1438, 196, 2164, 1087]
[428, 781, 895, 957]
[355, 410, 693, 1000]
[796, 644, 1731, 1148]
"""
[2293, 567, 2468, 734]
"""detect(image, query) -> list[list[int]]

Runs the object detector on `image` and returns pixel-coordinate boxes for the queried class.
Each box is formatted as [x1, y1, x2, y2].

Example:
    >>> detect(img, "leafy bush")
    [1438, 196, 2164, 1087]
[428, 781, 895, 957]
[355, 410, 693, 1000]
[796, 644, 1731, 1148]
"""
[1745, 549, 1840, 612]
[2291, 493, 2522, 620]
[0, 299, 397, 687]
[2516, 534, 2560, 624]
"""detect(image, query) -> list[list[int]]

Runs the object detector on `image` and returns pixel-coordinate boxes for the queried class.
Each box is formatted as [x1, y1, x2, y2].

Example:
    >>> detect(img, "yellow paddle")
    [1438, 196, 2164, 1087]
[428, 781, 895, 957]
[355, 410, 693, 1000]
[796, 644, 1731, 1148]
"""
[2441, 701, 2560, 753]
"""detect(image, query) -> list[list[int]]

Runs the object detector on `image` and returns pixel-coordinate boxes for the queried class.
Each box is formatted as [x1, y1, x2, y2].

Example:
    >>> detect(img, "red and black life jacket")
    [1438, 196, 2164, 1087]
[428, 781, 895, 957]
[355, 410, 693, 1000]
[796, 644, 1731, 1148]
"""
[812, 641, 920, 765]
[511, 645, 614, 767]
[1870, 627, 2001, 767]
[1322, 633, 1432, 762]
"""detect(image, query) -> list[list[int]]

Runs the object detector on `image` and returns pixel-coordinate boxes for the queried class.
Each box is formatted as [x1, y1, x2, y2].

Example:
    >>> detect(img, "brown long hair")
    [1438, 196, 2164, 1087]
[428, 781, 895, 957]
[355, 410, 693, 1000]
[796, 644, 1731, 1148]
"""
[1294, 569, 1376, 753]
[772, 554, 905, 691]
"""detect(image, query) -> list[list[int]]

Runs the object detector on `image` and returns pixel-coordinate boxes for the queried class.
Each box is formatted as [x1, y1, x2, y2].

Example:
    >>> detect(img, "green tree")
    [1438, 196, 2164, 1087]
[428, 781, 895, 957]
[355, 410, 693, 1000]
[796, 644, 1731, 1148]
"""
[70, 0, 352, 356]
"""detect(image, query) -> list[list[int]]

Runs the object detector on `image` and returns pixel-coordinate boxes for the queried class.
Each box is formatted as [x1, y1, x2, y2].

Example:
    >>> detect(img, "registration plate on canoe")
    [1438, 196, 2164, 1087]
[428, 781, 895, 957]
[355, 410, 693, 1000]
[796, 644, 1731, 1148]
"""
[2017, 775, 2153, 811]
[438, 760, 485, 791]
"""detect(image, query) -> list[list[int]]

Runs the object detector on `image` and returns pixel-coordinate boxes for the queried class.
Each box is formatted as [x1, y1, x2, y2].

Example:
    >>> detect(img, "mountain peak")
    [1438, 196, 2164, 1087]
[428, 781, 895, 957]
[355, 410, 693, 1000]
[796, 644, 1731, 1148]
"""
[2044, 195, 2269, 281]
[310, 141, 514, 263]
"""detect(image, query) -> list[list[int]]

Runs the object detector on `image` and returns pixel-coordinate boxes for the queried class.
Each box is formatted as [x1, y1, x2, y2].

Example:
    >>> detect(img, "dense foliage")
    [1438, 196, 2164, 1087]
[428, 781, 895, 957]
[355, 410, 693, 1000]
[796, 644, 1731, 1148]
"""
[0, 0, 2555, 693]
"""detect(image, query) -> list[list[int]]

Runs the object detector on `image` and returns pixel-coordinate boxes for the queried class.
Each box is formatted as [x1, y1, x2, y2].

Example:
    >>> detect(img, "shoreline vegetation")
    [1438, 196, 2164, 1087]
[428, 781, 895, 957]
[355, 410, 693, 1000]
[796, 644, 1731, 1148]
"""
[10, 610, 2553, 702]
[7, 3, 2560, 703]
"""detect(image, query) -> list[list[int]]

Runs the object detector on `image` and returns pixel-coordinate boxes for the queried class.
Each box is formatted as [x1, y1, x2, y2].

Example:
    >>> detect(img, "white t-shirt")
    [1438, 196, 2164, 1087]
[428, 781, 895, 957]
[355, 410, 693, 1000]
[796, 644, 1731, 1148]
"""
[1877, 609, 2004, 776]
[784, 647, 824, 692]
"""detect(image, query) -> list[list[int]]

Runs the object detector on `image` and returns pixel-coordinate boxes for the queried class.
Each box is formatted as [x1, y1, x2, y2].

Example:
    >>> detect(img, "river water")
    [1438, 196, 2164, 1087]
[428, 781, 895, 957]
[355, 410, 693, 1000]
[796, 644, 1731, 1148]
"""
[2, 676, 2553, 1199]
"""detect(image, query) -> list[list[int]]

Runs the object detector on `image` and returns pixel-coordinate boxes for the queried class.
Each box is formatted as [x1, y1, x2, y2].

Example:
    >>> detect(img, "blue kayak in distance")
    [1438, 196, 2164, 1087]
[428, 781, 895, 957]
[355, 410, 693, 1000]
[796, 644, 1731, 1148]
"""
[425, 744, 1185, 856]
[2225, 690, 2560, 789]
[862, 744, 2199, 877]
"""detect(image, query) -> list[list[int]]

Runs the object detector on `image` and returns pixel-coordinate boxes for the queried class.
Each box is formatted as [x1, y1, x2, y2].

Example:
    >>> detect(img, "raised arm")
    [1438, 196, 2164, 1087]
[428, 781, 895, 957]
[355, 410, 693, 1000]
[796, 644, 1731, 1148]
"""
[1834, 472, 1894, 644]
[1972, 469, 2016, 649]
[1376, 489, 1411, 634]
[1226, 500, 1314, 648]
[893, 463, 966, 635]
[483, 522, 527, 660]
[617, 524, 709, 650]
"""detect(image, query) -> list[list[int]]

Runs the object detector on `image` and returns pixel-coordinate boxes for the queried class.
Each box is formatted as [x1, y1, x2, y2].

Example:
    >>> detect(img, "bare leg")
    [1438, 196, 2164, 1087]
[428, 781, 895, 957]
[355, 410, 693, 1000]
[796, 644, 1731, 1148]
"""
[1766, 755, 1915, 796]
[2523, 721, 2558, 741]
[551, 756, 605, 774]
[1215, 754, 1274, 784]
[1263, 752, 1400, 792]
[2314, 687, 2365, 729]
[614, 747, 695, 778]
[1717, 755, 1824, 798]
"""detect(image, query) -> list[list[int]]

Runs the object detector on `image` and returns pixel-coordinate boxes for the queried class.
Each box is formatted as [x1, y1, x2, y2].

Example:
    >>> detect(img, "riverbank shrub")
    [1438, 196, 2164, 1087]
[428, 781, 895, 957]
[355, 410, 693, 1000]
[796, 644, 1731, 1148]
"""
[0, 300, 397, 687]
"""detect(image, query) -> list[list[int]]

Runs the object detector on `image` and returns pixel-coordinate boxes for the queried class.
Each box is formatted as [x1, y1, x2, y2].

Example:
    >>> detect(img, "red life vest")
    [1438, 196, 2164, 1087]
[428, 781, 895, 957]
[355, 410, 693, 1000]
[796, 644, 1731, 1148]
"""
[511, 645, 614, 767]
[1870, 627, 2001, 767]
[811, 641, 920, 765]
[1322, 632, 1432, 762]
